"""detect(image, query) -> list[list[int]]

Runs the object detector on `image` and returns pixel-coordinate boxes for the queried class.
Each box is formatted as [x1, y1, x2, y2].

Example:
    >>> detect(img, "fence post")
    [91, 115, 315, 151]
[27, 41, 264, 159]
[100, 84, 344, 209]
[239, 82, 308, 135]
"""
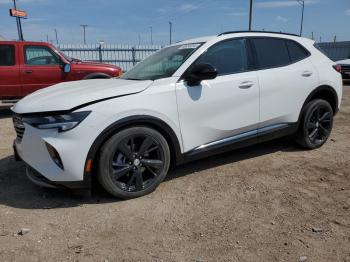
[132, 46, 136, 66]
[98, 44, 103, 62]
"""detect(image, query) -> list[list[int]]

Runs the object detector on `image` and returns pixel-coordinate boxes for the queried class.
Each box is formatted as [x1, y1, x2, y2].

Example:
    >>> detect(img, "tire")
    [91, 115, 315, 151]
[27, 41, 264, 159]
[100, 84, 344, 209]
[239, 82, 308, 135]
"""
[98, 126, 170, 199]
[296, 99, 334, 149]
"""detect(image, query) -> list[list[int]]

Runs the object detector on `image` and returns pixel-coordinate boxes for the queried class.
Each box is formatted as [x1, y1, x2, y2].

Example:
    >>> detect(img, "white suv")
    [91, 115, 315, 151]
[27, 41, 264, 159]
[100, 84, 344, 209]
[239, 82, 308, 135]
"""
[12, 31, 343, 199]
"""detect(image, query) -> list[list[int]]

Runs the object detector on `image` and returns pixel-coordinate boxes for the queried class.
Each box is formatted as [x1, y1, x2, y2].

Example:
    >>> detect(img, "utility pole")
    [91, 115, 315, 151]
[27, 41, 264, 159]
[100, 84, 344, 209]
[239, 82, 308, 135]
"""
[80, 24, 88, 44]
[311, 31, 314, 40]
[296, 0, 305, 36]
[54, 29, 58, 44]
[12, 0, 24, 41]
[169, 21, 172, 45]
[149, 26, 153, 45]
[46, 34, 49, 42]
[333, 35, 337, 42]
[138, 34, 141, 45]
[249, 0, 253, 31]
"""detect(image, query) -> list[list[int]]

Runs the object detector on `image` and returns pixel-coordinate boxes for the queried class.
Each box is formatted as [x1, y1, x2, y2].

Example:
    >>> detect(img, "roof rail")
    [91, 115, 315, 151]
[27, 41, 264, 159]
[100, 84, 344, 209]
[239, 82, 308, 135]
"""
[218, 30, 299, 37]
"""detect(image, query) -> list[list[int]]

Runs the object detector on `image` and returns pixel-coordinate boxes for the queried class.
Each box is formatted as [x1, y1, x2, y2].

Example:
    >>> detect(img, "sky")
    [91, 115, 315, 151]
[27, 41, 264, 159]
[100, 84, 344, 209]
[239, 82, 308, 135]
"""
[0, 0, 349, 45]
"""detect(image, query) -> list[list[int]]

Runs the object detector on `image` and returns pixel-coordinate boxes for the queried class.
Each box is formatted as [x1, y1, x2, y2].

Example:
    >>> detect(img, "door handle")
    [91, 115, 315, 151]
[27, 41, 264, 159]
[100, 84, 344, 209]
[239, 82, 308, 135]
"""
[238, 81, 254, 89]
[25, 70, 33, 74]
[302, 71, 312, 77]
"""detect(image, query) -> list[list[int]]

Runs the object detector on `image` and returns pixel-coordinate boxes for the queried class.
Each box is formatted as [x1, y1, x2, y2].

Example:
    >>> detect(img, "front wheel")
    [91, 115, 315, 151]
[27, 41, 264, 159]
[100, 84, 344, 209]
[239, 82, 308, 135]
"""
[296, 99, 334, 149]
[98, 126, 170, 199]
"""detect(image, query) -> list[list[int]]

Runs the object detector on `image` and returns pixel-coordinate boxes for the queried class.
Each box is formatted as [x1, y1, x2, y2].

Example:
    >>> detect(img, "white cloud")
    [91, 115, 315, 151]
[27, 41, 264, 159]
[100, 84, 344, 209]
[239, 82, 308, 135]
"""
[256, 0, 318, 8]
[346, 9, 350, 16]
[178, 4, 198, 13]
[275, 15, 288, 23]
[226, 12, 247, 17]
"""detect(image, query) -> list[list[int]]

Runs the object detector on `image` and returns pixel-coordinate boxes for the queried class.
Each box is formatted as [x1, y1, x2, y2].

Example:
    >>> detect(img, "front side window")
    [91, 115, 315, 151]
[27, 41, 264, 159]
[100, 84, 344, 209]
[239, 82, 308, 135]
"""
[0, 45, 15, 66]
[24, 46, 60, 65]
[121, 43, 202, 81]
[195, 39, 248, 76]
[286, 40, 309, 62]
[252, 38, 290, 69]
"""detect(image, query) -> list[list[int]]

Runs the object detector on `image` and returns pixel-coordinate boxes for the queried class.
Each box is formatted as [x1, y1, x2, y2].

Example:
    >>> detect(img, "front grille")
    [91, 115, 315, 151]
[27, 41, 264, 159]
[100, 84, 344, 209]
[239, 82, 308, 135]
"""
[12, 114, 25, 142]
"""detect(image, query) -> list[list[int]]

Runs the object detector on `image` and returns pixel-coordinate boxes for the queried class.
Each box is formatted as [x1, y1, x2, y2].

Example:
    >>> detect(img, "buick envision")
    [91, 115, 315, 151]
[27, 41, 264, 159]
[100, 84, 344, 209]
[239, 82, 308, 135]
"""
[12, 31, 343, 199]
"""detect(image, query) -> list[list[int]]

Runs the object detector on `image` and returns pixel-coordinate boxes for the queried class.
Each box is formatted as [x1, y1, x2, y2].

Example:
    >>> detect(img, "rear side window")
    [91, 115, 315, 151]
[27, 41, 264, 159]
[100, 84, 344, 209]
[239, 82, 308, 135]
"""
[0, 45, 15, 66]
[286, 40, 309, 62]
[252, 38, 290, 69]
[195, 39, 248, 76]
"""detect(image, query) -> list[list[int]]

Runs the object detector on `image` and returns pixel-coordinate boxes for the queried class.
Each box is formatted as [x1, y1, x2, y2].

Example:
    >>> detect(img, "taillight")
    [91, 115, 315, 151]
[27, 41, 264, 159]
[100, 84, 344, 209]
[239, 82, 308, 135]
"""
[333, 64, 342, 73]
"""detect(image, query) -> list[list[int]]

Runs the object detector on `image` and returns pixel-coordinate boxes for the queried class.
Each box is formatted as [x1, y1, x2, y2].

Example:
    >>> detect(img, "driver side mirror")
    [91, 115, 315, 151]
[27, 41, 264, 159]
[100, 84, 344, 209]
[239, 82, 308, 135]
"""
[63, 63, 71, 73]
[184, 63, 218, 86]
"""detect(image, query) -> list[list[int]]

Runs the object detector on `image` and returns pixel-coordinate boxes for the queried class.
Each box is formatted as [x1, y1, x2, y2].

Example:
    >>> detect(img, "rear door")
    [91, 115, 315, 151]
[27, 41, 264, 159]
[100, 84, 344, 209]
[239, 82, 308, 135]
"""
[20, 45, 65, 96]
[251, 37, 318, 128]
[0, 44, 20, 98]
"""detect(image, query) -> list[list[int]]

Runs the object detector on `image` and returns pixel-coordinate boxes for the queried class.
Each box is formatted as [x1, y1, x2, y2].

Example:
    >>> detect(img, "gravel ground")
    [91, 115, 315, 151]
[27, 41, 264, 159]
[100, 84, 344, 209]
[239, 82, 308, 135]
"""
[0, 86, 349, 262]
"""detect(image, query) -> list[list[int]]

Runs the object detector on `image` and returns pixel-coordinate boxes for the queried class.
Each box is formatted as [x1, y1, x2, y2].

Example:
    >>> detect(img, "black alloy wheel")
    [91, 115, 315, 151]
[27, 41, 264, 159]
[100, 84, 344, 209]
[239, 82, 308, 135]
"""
[296, 99, 334, 149]
[98, 127, 170, 199]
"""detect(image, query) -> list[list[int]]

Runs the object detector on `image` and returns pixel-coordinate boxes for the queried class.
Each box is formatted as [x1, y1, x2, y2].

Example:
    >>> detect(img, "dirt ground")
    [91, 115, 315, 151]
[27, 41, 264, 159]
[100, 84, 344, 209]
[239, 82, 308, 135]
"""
[0, 87, 349, 262]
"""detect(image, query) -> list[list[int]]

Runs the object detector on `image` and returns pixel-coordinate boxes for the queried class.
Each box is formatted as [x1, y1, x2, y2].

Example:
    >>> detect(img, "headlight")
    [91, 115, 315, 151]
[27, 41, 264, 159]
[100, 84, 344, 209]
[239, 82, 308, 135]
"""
[23, 111, 91, 132]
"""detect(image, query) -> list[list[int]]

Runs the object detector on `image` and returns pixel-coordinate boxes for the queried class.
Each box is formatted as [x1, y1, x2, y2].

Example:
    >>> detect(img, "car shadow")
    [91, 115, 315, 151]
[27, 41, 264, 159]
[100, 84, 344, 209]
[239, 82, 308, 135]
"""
[0, 137, 303, 210]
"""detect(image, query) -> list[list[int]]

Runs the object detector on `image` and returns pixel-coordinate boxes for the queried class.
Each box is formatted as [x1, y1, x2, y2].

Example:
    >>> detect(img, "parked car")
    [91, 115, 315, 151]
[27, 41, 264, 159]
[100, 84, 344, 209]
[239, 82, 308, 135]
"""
[0, 41, 122, 104]
[12, 31, 342, 199]
[336, 58, 350, 80]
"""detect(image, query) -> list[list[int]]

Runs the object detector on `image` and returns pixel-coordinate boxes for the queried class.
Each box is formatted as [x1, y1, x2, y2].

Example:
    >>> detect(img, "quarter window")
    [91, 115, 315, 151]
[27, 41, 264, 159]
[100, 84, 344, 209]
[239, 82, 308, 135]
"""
[252, 38, 290, 69]
[24, 46, 59, 65]
[286, 40, 309, 62]
[0, 45, 15, 66]
[195, 39, 248, 76]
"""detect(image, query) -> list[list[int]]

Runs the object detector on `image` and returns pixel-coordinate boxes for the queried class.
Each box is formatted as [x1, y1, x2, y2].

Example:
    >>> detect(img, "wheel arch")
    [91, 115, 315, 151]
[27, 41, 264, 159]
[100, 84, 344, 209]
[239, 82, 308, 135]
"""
[83, 115, 183, 185]
[299, 85, 339, 123]
[83, 72, 111, 80]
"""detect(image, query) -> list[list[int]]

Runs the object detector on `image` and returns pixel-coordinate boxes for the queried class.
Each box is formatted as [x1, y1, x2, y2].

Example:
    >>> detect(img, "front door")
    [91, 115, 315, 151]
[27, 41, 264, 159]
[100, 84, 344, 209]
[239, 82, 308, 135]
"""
[20, 45, 65, 96]
[176, 38, 260, 152]
[0, 44, 20, 98]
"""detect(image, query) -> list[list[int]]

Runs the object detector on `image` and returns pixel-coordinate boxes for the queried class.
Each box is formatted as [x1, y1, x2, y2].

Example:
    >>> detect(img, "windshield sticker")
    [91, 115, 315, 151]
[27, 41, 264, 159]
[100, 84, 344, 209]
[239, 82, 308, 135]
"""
[178, 44, 201, 49]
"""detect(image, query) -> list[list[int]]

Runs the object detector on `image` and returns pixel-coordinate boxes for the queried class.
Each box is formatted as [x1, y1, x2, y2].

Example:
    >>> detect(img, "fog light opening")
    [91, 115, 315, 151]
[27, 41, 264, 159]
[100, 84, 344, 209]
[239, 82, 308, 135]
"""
[45, 142, 64, 170]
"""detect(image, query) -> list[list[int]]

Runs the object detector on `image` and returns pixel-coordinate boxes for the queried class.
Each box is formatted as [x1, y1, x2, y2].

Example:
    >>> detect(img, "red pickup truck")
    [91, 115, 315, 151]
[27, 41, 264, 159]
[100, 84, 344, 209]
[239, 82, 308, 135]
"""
[0, 41, 122, 103]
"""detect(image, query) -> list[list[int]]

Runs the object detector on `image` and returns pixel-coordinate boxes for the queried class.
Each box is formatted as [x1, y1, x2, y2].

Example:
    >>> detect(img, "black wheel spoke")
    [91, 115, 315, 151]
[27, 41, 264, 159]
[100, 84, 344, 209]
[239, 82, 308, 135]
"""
[307, 122, 316, 129]
[316, 107, 321, 119]
[113, 166, 133, 180]
[145, 145, 159, 155]
[118, 141, 134, 161]
[319, 125, 329, 136]
[309, 128, 318, 140]
[145, 165, 158, 177]
[138, 137, 154, 155]
[126, 172, 137, 187]
[135, 169, 143, 190]
[319, 111, 330, 122]
[142, 159, 163, 169]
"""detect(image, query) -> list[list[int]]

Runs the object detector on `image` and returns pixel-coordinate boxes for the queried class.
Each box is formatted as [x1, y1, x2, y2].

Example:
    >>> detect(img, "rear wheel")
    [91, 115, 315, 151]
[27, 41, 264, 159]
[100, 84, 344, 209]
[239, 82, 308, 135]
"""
[296, 99, 333, 149]
[98, 126, 170, 199]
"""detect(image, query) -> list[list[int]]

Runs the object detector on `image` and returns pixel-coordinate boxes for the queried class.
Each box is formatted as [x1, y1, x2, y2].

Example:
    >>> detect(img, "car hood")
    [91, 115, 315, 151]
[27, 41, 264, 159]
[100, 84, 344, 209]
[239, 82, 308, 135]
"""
[336, 59, 350, 65]
[13, 79, 153, 114]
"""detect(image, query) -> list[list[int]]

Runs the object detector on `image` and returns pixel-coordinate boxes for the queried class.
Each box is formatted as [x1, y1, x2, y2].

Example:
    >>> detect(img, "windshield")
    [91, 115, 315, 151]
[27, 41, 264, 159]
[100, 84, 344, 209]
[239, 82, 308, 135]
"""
[57, 48, 72, 62]
[121, 43, 202, 81]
